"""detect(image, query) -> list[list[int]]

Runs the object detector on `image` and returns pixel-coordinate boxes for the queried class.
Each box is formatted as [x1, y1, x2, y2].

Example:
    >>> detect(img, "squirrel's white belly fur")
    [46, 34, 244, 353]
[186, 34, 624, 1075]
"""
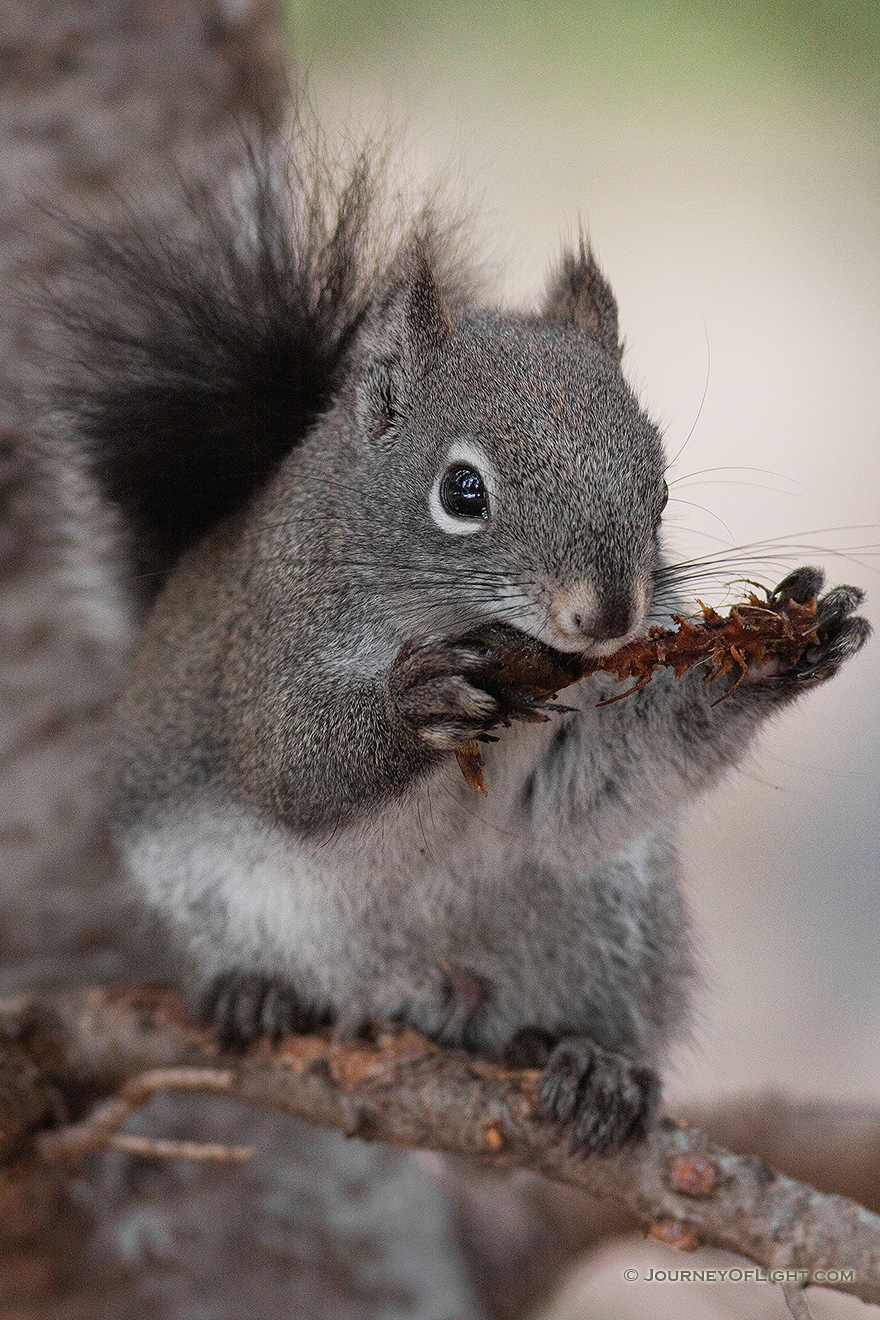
[127, 708, 682, 1064]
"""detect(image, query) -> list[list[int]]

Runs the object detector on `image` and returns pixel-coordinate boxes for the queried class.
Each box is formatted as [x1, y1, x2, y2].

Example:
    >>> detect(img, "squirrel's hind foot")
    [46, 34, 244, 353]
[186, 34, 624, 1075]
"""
[200, 972, 332, 1050]
[539, 1036, 660, 1156]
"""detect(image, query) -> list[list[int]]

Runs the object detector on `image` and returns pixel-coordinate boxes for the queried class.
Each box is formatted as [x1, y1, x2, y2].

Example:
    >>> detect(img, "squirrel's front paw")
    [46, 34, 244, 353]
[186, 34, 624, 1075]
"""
[539, 1036, 660, 1155]
[758, 567, 871, 691]
[388, 637, 502, 751]
[200, 972, 326, 1049]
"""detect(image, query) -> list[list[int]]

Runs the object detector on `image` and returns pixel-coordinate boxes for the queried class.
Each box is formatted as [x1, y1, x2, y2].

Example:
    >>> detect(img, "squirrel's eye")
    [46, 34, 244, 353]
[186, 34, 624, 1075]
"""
[440, 465, 489, 520]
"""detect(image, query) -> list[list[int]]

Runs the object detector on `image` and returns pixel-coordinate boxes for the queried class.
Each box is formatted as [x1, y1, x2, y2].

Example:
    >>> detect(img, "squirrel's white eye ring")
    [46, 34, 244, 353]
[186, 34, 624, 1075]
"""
[429, 442, 496, 536]
[440, 465, 489, 520]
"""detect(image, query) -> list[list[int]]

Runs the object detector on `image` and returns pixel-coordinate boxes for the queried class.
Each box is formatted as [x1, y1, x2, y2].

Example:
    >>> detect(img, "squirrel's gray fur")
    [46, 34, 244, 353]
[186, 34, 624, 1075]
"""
[58, 126, 871, 1155]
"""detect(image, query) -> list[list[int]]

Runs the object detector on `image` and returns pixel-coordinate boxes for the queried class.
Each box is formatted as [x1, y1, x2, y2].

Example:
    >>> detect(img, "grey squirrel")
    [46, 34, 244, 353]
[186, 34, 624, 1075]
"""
[55, 129, 870, 1155]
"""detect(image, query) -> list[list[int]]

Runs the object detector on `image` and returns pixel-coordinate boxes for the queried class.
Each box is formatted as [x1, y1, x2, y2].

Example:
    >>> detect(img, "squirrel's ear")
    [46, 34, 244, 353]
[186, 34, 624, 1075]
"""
[355, 238, 453, 443]
[543, 240, 622, 361]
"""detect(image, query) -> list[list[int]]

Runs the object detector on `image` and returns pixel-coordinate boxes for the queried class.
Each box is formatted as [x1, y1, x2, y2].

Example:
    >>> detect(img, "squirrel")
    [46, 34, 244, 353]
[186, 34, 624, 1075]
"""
[52, 125, 870, 1156]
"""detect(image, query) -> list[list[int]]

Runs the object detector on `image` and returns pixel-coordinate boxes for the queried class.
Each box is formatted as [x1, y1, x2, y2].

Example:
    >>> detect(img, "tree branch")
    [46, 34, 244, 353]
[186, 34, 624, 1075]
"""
[0, 986, 878, 1309]
[446, 1091, 880, 1320]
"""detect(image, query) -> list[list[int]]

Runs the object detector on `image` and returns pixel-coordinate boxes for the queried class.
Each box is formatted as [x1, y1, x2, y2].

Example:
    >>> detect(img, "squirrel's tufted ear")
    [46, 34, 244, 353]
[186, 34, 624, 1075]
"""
[393, 236, 455, 357]
[543, 240, 622, 361]
[355, 238, 453, 443]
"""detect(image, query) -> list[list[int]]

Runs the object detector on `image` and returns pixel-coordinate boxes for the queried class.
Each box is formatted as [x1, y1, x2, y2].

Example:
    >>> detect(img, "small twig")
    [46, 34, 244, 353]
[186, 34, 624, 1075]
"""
[122, 1066, 238, 1100]
[38, 1065, 242, 1163]
[782, 1280, 816, 1320]
[106, 1133, 255, 1163]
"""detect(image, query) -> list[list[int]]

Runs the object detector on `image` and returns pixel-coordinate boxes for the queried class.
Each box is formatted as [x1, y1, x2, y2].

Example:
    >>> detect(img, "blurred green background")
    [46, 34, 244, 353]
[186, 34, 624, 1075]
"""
[286, 0, 880, 110]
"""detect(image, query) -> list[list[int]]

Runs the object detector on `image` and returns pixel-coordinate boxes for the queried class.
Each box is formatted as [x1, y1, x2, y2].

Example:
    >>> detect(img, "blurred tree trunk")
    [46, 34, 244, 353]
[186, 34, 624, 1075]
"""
[0, 0, 284, 988]
[0, 0, 286, 994]
[0, 5, 483, 1317]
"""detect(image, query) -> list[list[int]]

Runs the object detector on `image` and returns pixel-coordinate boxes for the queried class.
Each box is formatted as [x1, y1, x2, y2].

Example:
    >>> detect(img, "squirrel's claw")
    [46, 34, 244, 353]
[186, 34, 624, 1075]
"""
[503, 694, 577, 723]
[200, 972, 327, 1050]
[770, 565, 825, 605]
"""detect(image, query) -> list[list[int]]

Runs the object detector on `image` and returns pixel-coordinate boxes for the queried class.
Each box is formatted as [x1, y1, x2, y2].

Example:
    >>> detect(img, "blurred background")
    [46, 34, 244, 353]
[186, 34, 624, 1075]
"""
[284, 2, 880, 1315]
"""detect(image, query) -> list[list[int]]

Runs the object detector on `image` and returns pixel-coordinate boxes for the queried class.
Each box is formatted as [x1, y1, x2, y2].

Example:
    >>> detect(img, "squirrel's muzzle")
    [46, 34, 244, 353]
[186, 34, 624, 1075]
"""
[549, 579, 649, 655]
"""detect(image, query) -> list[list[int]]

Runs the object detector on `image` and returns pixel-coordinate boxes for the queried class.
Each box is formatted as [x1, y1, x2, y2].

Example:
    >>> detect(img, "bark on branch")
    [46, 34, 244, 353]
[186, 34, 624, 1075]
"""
[1, 986, 878, 1309]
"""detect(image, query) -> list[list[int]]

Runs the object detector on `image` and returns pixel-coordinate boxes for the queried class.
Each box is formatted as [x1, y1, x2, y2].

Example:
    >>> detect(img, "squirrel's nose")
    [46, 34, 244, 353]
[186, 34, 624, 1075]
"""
[552, 582, 643, 652]
[574, 591, 636, 641]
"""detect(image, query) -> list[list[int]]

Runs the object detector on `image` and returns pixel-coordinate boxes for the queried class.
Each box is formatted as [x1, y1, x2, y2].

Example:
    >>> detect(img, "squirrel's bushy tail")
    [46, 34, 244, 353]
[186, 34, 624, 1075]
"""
[49, 119, 473, 597]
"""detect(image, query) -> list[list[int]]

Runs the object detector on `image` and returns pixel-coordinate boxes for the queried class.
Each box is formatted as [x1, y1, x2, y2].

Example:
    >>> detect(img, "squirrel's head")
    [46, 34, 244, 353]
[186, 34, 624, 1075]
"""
[346, 240, 668, 655]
